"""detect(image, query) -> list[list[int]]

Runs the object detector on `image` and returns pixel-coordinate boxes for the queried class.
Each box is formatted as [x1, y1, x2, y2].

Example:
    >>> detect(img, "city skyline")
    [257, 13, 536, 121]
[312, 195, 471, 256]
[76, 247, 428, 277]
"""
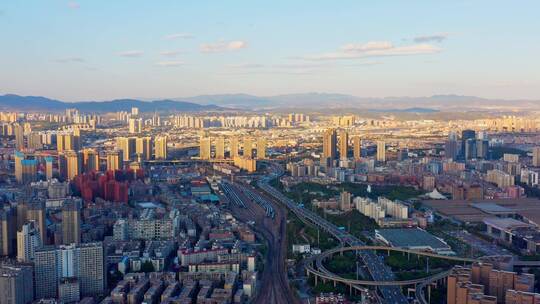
[1, 1, 539, 101]
[3, 2, 540, 304]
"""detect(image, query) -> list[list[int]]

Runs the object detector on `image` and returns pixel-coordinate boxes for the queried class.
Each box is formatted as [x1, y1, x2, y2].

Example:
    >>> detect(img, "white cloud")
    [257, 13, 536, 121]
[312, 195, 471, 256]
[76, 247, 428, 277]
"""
[155, 61, 184, 67]
[227, 63, 264, 69]
[160, 50, 183, 57]
[413, 33, 449, 43]
[200, 40, 247, 53]
[55, 57, 85, 63]
[304, 41, 441, 61]
[341, 41, 394, 52]
[67, 1, 80, 9]
[118, 50, 144, 58]
[163, 33, 194, 40]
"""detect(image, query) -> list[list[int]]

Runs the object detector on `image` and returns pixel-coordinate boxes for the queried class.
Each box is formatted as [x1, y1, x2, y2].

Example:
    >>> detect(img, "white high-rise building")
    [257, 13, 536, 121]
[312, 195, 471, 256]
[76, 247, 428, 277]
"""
[377, 197, 408, 219]
[34, 242, 106, 299]
[16, 221, 42, 263]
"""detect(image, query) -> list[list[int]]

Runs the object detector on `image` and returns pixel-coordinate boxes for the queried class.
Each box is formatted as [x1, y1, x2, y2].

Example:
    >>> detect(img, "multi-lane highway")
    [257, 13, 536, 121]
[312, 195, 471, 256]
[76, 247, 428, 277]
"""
[221, 181, 299, 304]
[258, 162, 409, 304]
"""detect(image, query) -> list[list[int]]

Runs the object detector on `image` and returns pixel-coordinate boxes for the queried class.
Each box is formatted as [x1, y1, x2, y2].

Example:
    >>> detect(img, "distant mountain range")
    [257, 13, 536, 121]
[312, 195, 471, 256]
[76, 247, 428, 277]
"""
[1, 93, 538, 112]
[177, 93, 540, 111]
[0, 94, 224, 112]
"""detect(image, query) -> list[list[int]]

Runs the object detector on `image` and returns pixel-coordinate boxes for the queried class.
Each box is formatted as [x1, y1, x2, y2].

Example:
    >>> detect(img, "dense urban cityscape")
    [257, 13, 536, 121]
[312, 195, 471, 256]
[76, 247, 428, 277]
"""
[2, 1, 540, 303]
[1, 105, 540, 304]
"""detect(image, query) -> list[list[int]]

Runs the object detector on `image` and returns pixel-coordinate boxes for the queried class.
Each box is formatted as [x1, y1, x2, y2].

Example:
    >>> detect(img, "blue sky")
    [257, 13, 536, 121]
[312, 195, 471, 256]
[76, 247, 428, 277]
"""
[0, 1, 539, 101]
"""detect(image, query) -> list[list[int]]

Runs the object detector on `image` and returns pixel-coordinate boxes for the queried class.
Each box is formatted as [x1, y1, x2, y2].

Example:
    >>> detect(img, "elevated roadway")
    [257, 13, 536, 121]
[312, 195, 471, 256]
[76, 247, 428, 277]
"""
[257, 162, 408, 304]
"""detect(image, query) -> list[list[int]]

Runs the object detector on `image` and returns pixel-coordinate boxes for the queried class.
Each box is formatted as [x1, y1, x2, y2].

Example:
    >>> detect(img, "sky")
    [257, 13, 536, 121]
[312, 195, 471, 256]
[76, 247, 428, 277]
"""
[0, 1, 539, 101]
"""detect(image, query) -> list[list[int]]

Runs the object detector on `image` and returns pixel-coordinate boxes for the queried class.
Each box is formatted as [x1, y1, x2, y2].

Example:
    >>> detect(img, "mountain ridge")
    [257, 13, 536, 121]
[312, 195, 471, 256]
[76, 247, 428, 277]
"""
[1, 93, 539, 112]
[0, 94, 224, 112]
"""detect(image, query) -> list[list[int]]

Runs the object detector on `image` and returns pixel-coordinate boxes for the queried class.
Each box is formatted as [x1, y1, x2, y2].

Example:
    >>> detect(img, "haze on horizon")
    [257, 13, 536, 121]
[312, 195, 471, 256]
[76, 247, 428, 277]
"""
[0, 1, 539, 102]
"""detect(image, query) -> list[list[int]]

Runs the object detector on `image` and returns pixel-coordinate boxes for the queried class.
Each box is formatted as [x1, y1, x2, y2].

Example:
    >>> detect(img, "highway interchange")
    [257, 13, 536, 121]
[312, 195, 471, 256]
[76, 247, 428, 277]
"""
[257, 162, 409, 304]
[220, 162, 540, 303]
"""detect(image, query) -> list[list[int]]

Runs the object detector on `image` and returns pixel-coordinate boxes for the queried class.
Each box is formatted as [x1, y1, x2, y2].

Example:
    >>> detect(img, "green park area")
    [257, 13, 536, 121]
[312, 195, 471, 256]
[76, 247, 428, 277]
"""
[383, 250, 461, 280]
[286, 210, 338, 258]
[282, 181, 422, 241]
[285, 182, 423, 204]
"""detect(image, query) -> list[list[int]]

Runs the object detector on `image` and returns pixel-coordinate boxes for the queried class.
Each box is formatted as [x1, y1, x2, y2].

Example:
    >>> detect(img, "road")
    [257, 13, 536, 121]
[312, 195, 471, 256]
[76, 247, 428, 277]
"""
[223, 182, 299, 304]
[258, 162, 408, 304]
[447, 230, 515, 257]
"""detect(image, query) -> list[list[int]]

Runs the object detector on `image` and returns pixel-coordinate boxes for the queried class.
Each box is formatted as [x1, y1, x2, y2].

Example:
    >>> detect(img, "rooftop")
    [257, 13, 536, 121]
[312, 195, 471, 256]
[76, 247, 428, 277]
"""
[376, 228, 451, 252]
[483, 217, 533, 231]
[471, 203, 515, 215]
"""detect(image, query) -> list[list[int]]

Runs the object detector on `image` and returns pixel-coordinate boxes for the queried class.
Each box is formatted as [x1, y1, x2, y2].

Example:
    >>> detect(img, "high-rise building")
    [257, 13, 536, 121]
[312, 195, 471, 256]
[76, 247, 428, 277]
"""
[0, 262, 33, 304]
[322, 128, 337, 162]
[476, 139, 489, 159]
[34, 246, 57, 299]
[65, 150, 82, 181]
[445, 139, 459, 160]
[14, 151, 37, 184]
[59, 277, 80, 303]
[533, 147, 540, 167]
[229, 137, 239, 158]
[116, 137, 137, 161]
[215, 137, 225, 159]
[486, 169, 514, 188]
[199, 137, 211, 160]
[16, 221, 42, 262]
[27, 132, 43, 150]
[233, 156, 257, 172]
[376, 141, 386, 162]
[58, 152, 68, 180]
[447, 263, 535, 304]
[62, 199, 81, 245]
[257, 137, 267, 159]
[45, 156, 54, 180]
[35, 242, 106, 299]
[461, 129, 476, 158]
[82, 148, 100, 172]
[21, 159, 37, 184]
[0, 207, 16, 256]
[465, 138, 477, 160]
[243, 137, 254, 158]
[338, 130, 348, 160]
[106, 150, 123, 171]
[135, 136, 153, 160]
[14, 151, 24, 183]
[339, 191, 352, 211]
[154, 136, 168, 160]
[14, 123, 25, 150]
[57, 133, 81, 152]
[129, 118, 142, 134]
[131, 107, 139, 116]
[25, 202, 47, 245]
[353, 136, 361, 160]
